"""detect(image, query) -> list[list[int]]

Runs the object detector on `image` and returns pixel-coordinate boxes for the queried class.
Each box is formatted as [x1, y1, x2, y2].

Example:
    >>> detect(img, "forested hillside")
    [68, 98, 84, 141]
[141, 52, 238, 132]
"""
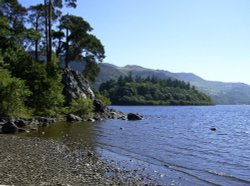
[96, 63, 250, 105]
[99, 76, 213, 105]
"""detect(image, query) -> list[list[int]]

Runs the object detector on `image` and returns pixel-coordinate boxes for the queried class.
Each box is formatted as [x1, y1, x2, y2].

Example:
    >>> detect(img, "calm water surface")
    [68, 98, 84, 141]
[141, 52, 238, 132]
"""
[27, 106, 250, 185]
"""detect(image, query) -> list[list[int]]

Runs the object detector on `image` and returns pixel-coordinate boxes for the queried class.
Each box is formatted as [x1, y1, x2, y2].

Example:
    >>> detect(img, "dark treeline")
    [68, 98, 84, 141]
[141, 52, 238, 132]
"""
[0, 0, 104, 117]
[99, 75, 213, 105]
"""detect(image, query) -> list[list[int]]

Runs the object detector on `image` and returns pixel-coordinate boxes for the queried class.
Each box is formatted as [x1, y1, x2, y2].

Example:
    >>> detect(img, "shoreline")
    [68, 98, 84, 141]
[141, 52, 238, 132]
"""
[0, 134, 153, 186]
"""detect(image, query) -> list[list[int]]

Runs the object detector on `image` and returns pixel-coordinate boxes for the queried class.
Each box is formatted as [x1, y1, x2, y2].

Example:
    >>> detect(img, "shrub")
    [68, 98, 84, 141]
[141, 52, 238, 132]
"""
[94, 91, 111, 105]
[0, 68, 31, 116]
[69, 97, 93, 118]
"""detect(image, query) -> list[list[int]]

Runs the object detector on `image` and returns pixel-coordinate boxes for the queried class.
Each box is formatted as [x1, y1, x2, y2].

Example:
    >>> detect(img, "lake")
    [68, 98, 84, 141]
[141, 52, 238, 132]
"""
[26, 105, 250, 185]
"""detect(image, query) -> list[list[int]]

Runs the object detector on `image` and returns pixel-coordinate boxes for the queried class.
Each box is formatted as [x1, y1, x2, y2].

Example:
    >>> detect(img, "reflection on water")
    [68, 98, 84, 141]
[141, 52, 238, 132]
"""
[23, 121, 101, 150]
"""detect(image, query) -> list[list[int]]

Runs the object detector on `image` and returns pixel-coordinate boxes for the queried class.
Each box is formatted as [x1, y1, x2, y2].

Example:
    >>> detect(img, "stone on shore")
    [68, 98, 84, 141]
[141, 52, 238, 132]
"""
[36, 117, 56, 125]
[66, 114, 82, 122]
[1, 121, 18, 134]
[0, 134, 150, 185]
[14, 119, 27, 127]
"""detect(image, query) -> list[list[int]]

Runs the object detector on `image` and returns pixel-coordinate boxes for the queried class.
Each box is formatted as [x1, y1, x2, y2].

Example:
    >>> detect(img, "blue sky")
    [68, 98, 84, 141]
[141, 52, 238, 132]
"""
[20, 0, 250, 84]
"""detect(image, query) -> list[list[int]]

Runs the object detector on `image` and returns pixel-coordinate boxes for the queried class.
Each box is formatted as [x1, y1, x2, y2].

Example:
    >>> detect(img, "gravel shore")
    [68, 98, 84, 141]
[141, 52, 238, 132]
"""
[0, 134, 151, 186]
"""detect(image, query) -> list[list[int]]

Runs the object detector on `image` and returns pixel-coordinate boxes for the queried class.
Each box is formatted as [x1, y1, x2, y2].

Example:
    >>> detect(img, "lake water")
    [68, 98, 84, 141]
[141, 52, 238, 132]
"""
[27, 106, 250, 185]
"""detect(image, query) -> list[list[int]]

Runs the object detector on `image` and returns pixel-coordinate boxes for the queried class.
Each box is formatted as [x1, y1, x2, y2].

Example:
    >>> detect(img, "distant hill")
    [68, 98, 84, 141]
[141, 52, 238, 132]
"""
[95, 63, 250, 105]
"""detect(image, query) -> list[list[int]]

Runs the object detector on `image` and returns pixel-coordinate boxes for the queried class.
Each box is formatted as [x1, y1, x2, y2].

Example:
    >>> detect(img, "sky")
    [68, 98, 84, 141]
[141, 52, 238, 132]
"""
[19, 0, 250, 84]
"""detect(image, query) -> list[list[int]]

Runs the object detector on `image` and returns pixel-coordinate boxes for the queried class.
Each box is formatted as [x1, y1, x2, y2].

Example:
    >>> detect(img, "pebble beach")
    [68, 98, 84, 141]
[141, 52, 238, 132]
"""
[0, 134, 151, 186]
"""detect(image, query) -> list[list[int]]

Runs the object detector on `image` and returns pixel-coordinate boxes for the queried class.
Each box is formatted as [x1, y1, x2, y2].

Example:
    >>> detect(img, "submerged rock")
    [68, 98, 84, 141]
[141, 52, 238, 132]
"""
[127, 113, 143, 121]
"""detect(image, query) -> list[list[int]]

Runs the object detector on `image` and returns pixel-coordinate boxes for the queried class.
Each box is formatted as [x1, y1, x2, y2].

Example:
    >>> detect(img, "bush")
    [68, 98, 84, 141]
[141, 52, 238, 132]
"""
[69, 97, 93, 118]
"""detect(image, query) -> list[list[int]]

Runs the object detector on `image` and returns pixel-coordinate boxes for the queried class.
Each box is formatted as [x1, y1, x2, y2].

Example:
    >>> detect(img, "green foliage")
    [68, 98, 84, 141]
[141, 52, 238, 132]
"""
[0, 0, 27, 51]
[100, 76, 213, 106]
[0, 0, 107, 117]
[2, 47, 32, 76]
[0, 67, 31, 116]
[94, 91, 111, 105]
[69, 97, 93, 118]
[83, 56, 100, 82]
[23, 55, 64, 116]
[2, 48, 65, 116]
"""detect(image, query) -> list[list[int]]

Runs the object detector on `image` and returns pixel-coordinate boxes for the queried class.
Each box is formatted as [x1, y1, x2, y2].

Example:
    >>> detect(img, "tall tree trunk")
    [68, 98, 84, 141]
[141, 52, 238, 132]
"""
[35, 17, 39, 61]
[35, 40, 38, 61]
[65, 27, 69, 68]
[44, 0, 49, 63]
[44, 0, 52, 63]
[48, 0, 52, 63]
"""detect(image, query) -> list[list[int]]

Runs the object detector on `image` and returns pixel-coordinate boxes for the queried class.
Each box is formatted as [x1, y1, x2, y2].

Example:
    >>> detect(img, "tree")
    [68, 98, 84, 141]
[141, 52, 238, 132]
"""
[56, 14, 105, 81]
[15, 55, 64, 116]
[0, 0, 27, 51]
[58, 15, 103, 64]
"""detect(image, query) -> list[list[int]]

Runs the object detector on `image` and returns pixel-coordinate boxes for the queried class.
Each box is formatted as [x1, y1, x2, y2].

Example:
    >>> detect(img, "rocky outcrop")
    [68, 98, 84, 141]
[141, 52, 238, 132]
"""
[92, 107, 127, 121]
[61, 69, 144, 122]
[62, 69, 95, 104]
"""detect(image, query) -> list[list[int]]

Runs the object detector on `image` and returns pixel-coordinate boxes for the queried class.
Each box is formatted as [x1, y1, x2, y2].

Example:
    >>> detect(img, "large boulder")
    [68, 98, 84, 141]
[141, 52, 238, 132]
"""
[66, 114, 82, 122]
[62, 69, 95, 104]
[127, 113, 143, 121]
[1, 121, 18, 134]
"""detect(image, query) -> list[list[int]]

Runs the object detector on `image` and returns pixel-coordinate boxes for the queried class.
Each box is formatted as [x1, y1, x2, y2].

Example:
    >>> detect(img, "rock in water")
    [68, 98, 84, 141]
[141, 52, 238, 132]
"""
[127, 113, 143, 121]
[210, 127, 217, 131]
[62, 69, 95, 104]
[66, 114, 82, 122]
[2, 121, 18, 134]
